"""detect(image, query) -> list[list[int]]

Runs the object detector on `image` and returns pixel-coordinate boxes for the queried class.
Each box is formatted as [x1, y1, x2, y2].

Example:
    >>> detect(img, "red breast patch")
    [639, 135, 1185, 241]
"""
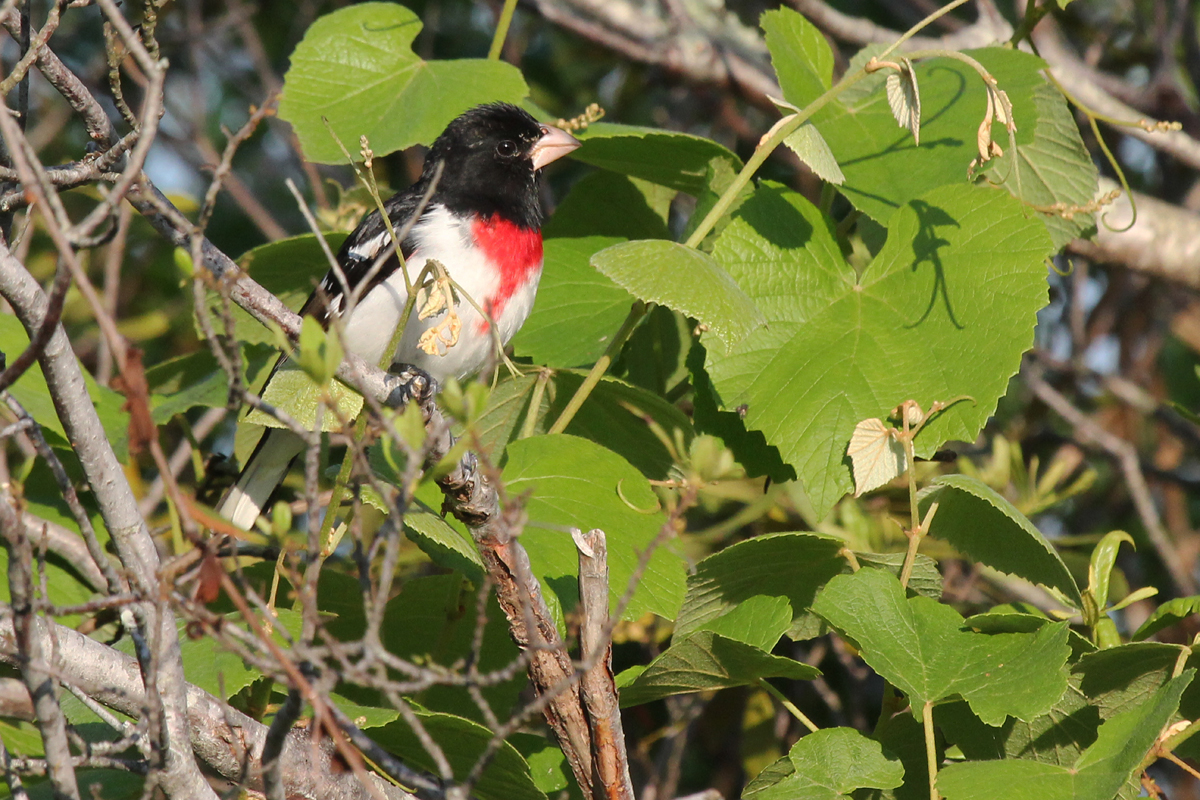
[471, 214, 542, 329]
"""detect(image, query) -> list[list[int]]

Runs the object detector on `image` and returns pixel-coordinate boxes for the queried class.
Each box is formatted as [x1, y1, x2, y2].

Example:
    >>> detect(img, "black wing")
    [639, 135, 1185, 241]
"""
[300, 187, 431, 326]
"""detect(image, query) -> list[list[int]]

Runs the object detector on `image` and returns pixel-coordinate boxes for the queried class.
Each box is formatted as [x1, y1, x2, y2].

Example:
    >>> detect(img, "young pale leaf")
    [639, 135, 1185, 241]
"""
[762, 7, 835, 108]
[813, 568, 1071, 725]
[279, 3, 528, 163]
[1133, 596, 1200, 641]
[920, 474, 1082, 607]
[503, 434, 686, 621]
[782, 123, 845, 184]
[884, 58, 920, 145]
[938, 671, 1194, 800]
[616, 630, 819, 707]
[747, 727, 904, 800]
[847, 417, 907, 496]
[591, 239, 765, 352]
[706, 182, 1052, 516]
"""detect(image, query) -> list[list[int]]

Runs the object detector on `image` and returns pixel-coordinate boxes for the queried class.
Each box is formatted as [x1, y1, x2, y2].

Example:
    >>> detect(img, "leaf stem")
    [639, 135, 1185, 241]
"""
[547, 301, 647, 435]
[520, 368, 552, 439]
[923, 700, 940, 800]
[487, 0, 519, 61]
[757, 678, 819, 733]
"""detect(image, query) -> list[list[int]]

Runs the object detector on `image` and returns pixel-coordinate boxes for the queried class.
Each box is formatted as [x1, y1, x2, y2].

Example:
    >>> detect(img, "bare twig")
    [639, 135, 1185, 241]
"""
[1024, 360, 1198, 595]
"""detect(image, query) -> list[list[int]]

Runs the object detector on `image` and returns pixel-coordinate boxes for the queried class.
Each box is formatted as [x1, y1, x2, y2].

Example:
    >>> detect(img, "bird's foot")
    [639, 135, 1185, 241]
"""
[385, 364, 438, 409]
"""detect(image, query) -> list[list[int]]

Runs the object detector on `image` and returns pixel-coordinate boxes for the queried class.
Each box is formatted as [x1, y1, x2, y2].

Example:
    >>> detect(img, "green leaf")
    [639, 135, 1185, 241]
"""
[936, 688, 1099, 768]
[146, 345, 275, 424]
[367, 707, 547, 800]
[616, 630, 819, 707]
[813, 48, 1050, 225]
[762, 7, 834, 108]
[706, 182, 1053, 516]
[402, 492, 485, 584]
[571, 122, 742, 195]
[694, 595, 794, 652]
[296, 315, 343, 386]
[502, 434, 686, 621]
[783, 123, 845, 185]
[675, 532, 847, 642]
[981, 81, 1099, 249]
[202, 234, 346, 346]
[1089, 530, 1134, 609]
[1133, 595, 1200, 641]
[279, 3, 529, 163]
[382, 574, 522, 722]
[854, 551, 944, 601]
[592, 240, 765, 352]
[0, 315, 129, 460]
[747, 727, 903, 800]
[813, 569, 1071, 725]
[245, 361, 364, 431]
[470, 370, 691, 480]
[511, 237, 635, 368]
[542, 171, 672, 240]
[919, 474, 1082, 607]
[938, 671, 1194, 800]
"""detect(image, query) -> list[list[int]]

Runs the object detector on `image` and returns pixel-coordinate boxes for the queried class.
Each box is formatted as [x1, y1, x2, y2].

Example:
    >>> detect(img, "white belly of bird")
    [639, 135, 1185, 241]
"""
[339, 205, 541, 382]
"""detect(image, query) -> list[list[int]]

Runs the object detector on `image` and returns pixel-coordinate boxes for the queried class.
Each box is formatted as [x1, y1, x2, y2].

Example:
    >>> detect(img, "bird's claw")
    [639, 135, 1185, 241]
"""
[386, 364, 438, 409]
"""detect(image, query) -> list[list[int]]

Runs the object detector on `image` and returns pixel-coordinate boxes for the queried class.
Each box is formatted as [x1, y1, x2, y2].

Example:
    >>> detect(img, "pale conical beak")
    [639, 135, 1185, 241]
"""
[530, 124, 581, 170]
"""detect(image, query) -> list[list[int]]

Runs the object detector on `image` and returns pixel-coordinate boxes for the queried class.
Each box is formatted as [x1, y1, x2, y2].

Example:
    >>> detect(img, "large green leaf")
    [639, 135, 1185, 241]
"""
[919, 474, 1082, 606]
[674, 532, 846, 642]
[147, 345, 275, 424]
[592, 240, 765, 352]
[745, 727, 903, 800]
[542, 171, 672, 241]
[616, 630, 819, 707]
[813, 48, 1052, 225]
[0, 315, 129, 460]
[279, 3, 528, 163]
[705, 182, 1052, 516]
[381, 574, 522, 722]
[570, 122, 742, 195]
[471, 371, 692, 480]
[366, 707, 547, 800]
[981, 81, 1099, 249]
[937, 671, 1194, 800]
[511, 237, 635, 369]
[503, 434, 687, 621]
[813, 569, 1071, 725]
[762, 7, 834, 108]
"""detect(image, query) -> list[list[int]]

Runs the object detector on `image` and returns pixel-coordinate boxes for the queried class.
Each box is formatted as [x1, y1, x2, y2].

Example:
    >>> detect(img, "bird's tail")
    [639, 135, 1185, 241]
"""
[216, 428, 305, 531]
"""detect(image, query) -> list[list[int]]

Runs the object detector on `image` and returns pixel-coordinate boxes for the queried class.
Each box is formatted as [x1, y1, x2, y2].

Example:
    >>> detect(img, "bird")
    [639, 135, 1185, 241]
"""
[218, 102, 581, 530]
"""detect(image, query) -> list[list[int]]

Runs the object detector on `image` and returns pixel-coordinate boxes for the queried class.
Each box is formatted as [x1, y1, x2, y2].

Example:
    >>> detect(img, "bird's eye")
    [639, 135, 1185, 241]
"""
[495, 139, 518, 158]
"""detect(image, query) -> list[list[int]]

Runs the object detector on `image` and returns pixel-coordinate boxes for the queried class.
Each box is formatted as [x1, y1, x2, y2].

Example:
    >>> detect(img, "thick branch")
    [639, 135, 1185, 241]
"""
[0, 614, 414, 800]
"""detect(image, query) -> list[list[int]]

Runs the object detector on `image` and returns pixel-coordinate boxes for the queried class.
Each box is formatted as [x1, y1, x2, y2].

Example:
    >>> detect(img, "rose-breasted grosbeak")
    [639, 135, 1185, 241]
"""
[219, 103, 580, 530]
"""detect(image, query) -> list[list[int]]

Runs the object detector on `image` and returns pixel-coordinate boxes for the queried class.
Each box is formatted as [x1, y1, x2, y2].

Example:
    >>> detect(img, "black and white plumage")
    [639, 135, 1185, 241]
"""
[218, 103, 580, 530]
